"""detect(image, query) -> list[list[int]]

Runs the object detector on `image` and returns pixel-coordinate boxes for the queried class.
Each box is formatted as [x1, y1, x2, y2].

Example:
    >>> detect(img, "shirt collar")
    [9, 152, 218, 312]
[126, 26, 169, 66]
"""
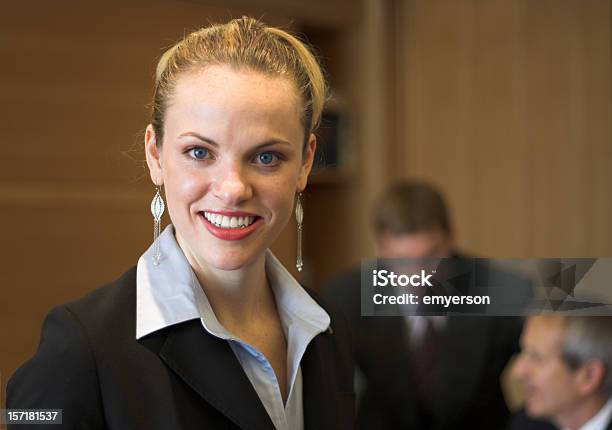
[136, 224, 330, 340]
[264, 249, 330, 335]
[136, 225, 200, 339]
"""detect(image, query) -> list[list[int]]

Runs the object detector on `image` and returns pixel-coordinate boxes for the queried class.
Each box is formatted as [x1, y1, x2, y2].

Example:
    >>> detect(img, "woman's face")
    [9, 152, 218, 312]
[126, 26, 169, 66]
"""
[145, 65, 316, 271]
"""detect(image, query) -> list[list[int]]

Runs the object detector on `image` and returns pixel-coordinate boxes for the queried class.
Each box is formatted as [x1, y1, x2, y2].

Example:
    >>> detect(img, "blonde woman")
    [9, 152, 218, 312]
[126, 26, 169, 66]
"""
[8, 17, 354, 430]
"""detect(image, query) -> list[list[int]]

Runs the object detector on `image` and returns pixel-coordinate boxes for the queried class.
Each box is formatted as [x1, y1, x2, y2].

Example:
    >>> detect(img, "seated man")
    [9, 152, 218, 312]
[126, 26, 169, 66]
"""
[512, 316, 612, 430]
[324, 180, 524, 430]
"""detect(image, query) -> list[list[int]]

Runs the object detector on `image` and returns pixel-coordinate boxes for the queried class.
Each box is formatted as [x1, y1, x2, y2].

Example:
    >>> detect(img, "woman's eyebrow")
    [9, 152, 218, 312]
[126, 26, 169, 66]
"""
[251, 140, 293, 151]
[178, 132, 219, 147]
[178, 131, 293, 150]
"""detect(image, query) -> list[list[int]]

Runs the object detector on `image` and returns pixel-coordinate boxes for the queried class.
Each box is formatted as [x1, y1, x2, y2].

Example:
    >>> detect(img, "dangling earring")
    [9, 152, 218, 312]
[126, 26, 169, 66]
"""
[295, 192, 304, 272]
[151, 184, 165, 266]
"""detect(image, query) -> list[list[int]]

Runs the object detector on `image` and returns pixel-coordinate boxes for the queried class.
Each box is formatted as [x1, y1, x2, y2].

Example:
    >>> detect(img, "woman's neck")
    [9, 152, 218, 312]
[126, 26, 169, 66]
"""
[175, 235, 276, 331]
[197, 257, 273, 327]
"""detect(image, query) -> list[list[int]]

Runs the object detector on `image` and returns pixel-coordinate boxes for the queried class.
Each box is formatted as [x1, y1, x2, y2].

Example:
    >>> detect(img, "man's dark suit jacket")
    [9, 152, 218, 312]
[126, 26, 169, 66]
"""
[324, 263, 525, 430]
[8, 267, 355, 429]
[506, 410, 557, 430]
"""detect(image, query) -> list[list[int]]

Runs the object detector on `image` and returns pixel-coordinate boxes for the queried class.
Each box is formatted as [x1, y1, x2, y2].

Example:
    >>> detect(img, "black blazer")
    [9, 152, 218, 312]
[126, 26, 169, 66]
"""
[7, 267, 355, 429]
[324, 264, 525, 430]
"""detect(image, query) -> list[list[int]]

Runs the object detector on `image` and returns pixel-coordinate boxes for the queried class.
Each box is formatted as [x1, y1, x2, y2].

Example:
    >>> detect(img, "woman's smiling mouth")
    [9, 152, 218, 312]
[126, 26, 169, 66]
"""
[200, 211, 263, 240]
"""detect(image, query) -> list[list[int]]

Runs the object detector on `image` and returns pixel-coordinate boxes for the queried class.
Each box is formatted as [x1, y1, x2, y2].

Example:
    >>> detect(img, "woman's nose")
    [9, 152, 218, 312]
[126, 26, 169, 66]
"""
[211, 162, 253, 206]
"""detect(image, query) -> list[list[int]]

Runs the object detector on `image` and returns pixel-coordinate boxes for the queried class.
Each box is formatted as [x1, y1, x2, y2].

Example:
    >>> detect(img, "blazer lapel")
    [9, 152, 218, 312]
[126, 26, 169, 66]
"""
[158, 320, 275, 430]
[301, 331, 338, 430]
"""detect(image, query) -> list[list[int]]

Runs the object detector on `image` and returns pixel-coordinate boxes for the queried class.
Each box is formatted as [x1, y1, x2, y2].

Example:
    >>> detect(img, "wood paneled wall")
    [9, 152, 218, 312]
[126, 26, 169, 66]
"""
[395, 0, 612, 258]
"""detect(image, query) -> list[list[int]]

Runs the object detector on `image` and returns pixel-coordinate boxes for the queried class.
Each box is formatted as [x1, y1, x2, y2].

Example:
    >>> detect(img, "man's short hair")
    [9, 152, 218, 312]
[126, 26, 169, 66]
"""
[561, 317, 612, 396]
[372, 180, 451, 236]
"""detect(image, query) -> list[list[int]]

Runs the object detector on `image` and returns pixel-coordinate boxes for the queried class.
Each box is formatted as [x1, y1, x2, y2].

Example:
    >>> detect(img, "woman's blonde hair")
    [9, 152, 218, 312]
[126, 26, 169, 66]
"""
[151, 17, 327, 148]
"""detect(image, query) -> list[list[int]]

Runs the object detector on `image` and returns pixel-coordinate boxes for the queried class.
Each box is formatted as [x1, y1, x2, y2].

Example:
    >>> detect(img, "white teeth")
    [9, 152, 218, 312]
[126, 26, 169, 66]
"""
[203, 212, 257, 229]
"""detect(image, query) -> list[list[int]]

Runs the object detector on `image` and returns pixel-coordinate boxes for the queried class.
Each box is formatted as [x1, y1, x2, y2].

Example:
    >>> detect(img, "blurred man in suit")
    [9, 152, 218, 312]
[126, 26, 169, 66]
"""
[512, 316, 612, 430]
[324, 180, 525, 430]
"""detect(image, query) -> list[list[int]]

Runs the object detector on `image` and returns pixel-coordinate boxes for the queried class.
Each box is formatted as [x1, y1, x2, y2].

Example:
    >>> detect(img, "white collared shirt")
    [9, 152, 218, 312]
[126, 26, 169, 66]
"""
[573, 398, 612, 430]
[136, 225, 331, 430]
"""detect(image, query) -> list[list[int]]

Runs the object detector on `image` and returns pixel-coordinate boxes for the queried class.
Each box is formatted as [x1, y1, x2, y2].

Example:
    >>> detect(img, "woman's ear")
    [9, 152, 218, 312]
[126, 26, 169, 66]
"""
[144, 124, 163, 185]
[297, 133, 317, 192]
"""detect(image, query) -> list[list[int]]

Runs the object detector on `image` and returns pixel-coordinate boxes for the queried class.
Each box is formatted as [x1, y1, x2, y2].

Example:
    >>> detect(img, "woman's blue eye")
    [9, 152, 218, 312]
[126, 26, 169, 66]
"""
[257, 152, 279, 165]
[190, 147, 209, 160]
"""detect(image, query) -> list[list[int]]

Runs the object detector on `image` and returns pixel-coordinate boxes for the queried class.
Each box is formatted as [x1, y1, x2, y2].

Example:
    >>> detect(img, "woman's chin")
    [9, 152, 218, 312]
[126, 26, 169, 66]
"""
[208, 253, 260, 272]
